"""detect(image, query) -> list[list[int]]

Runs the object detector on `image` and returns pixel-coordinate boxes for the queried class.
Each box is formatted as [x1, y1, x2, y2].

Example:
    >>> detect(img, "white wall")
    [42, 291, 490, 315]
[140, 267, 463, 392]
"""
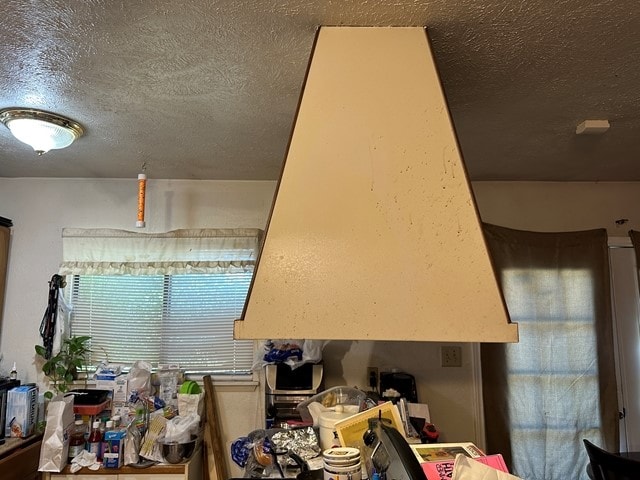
[1, 178, 639, 461]
[473, 181, 640, 236]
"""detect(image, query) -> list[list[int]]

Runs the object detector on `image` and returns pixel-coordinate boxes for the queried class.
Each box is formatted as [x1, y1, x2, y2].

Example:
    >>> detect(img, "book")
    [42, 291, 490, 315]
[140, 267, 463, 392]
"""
[410, 442, 485, 463]
[334, 401, 404, 450]
[421, 454, 509, 480]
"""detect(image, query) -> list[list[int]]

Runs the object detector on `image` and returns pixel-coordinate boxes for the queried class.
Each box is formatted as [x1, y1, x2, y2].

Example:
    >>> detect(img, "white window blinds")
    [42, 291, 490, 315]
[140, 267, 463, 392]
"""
[60, 228, 262, 375]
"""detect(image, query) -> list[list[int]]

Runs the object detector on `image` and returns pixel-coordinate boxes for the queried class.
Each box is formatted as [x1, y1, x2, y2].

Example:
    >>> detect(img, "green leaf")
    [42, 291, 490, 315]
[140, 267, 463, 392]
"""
[42, 361, 53, 376]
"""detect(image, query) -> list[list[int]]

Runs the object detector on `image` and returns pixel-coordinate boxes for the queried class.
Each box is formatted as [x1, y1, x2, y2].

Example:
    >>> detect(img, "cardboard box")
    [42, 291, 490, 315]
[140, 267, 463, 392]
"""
[103, 429, 126, 468]
[5, 385, 37, 438]
[111, 402, 130, 419]
[112, 377, 128, 403]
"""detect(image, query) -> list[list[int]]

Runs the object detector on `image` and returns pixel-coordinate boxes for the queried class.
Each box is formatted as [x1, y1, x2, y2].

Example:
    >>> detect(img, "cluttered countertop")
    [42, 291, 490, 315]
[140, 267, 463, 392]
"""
[3, 361, 205, 476]
[230, 384, 517, 480]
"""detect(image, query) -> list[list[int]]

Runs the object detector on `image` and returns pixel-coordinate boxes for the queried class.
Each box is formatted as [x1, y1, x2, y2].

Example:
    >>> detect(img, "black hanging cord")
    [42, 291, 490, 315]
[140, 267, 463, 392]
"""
[39, 274, 66, 359]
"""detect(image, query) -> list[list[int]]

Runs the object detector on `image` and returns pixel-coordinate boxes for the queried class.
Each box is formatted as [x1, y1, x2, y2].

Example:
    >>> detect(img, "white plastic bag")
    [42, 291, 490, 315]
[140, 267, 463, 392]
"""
[178, 392, 204, 417]
[127, 360, 152, 401]
[164, 413, 200, 443]
[38, 394, 75, 472]
[453, 455, 523, 480]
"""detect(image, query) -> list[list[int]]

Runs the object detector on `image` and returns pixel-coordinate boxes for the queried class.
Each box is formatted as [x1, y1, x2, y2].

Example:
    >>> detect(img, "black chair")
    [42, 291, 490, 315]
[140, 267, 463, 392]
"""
[583, 439, 640, 480]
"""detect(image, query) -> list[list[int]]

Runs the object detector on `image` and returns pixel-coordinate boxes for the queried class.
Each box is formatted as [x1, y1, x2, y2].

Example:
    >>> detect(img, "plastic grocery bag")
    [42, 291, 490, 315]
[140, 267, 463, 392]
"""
[127, 360, 152, 401]
[38, 394, 75, 472]
[253, 339, 327, 370]
[164, 413, 200, 443]
[178, 392, 204, 417]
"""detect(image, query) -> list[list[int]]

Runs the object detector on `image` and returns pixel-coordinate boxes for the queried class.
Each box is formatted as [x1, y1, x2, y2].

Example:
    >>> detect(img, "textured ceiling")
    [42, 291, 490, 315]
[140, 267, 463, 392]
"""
[0, 0, 638, 181]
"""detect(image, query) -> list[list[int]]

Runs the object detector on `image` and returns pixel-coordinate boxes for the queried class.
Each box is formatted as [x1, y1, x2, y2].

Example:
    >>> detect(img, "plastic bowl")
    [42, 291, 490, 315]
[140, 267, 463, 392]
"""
[160, 437, 197, 464]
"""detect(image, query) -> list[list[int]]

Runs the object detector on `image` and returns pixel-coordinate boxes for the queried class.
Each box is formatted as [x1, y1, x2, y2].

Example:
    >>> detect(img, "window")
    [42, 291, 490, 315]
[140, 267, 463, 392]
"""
[68, 272, 253, 374]
[59, 228, 262, 377]
[503, 267, 601, 479]
[481, 224, 617, 480]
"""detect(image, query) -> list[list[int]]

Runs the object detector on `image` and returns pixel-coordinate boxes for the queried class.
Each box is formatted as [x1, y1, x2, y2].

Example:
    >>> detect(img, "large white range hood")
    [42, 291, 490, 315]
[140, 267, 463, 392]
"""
[235, 27, 518, 342]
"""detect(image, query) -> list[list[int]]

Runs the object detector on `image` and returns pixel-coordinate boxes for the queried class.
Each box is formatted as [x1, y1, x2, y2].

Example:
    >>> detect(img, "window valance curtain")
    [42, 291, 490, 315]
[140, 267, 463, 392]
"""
[59, 228, 263, 275]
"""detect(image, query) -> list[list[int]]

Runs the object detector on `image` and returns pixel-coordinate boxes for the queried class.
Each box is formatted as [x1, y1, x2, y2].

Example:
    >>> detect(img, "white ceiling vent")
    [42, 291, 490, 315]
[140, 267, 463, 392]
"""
[234, 27, 518, 343]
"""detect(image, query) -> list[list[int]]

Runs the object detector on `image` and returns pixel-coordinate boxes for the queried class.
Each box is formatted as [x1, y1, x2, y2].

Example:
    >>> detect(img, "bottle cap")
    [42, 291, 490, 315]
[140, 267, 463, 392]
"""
[75, 419, 83, 425]
[93, 421, 100, 428]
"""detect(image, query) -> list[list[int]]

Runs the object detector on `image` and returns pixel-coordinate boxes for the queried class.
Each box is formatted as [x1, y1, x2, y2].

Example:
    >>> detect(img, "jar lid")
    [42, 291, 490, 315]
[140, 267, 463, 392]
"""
[323, 447, 360, 460]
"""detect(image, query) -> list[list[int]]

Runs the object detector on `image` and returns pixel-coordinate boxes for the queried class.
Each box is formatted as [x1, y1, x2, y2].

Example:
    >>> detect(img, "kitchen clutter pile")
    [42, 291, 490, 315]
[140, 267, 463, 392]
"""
[38, 360, 204, 473]
[231, 382, 519, 480]
[232, 386, 426, 480]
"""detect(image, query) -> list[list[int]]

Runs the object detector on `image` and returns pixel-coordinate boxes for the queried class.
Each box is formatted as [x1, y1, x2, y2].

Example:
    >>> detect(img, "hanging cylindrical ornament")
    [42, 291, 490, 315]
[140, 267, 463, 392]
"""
[136, 173, 147, 228]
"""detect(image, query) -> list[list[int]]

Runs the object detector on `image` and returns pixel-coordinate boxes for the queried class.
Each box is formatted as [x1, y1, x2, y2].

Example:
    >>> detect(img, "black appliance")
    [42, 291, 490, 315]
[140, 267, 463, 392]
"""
[265, 362, 323, 427]
[0, 378, 20, 445]
[363, 417, 426, 480]
[380, 372, 418, 403]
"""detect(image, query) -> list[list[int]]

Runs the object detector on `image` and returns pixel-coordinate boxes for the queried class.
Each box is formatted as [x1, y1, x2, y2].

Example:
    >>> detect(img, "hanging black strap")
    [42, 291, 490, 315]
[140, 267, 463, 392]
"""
[39, 274, 66, 359]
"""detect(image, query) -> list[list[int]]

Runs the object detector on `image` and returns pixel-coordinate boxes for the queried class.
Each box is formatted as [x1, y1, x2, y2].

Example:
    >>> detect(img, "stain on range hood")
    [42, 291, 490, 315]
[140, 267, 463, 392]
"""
[235, 27, 518, 342]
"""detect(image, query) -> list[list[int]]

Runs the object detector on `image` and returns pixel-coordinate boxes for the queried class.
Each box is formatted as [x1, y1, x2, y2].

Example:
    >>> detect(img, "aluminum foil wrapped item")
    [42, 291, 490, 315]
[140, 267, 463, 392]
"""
[271, 427, 321, 461]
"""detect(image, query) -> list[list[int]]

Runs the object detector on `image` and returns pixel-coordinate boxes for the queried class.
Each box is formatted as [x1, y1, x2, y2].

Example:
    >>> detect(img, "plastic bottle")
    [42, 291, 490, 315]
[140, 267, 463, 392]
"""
[87, 420, 102, 458]
[111, 415, 121, 429]
[9, 362, 17, 380]
[100, 420, 115, 458]
[68, 419, 86, 462]
[98, 419, 108, 459]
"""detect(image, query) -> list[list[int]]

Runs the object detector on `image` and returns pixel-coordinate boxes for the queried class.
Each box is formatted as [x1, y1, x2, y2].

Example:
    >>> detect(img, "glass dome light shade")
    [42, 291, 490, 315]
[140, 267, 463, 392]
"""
[0, 108, 84, 155]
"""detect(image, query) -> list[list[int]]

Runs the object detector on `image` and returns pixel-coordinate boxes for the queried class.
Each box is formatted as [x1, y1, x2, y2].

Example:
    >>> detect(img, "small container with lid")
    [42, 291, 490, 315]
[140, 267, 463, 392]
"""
[323, 447, 362, 480]
[318, 408, 353, 451]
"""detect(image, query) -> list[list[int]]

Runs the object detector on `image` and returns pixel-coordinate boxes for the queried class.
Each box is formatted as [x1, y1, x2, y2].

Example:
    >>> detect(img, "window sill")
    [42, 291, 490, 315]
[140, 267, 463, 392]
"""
[67, 376, 259, 393]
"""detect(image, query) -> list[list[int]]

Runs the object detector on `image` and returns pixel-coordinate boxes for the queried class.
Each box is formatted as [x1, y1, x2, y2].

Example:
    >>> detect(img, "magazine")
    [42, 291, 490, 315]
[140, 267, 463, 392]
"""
[409, 442, 485, 463]
[421, 454, 509, 480]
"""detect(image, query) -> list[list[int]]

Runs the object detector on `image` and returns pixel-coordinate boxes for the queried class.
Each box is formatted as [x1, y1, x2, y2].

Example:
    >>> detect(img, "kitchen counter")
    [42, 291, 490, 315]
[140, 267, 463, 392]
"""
[43, 446, 202, 480]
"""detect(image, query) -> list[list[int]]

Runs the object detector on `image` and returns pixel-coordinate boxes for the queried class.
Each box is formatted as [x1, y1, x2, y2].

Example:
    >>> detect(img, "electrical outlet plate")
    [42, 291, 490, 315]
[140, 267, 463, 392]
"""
[441, 345, 462, 367]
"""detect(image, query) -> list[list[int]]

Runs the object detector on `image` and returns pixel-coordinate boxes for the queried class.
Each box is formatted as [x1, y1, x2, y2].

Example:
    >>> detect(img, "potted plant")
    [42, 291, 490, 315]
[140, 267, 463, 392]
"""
[35, 335, 91, 399]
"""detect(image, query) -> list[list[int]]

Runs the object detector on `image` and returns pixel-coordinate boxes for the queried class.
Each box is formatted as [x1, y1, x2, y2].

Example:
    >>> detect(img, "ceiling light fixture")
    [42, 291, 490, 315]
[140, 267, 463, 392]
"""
[0, 108, 84, 155]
